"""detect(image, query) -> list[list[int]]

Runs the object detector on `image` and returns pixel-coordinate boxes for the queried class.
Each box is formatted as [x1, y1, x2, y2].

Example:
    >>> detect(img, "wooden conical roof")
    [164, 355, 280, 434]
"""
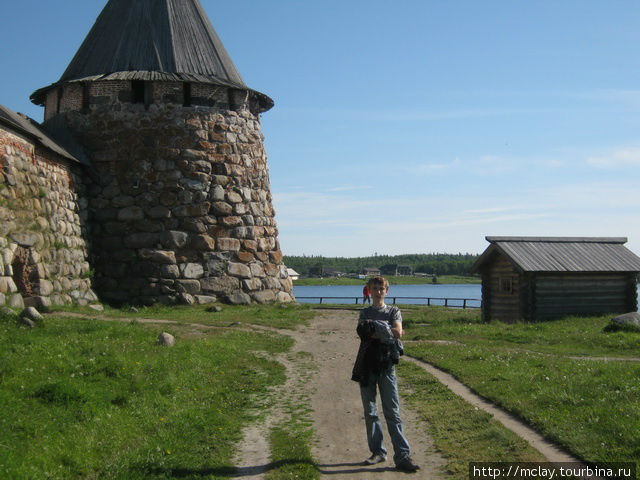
[31, 0, 272, 111]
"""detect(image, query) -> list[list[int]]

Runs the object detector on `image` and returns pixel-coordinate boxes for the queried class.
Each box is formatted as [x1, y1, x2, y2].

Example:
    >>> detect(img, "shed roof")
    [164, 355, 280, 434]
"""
[471, 236, 640, 273]
[30, 0, 273, 111]
[0, 104, 85, 165]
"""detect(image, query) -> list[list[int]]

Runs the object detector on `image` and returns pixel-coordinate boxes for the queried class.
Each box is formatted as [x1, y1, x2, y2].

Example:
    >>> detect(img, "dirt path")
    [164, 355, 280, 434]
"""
[294, 309, 447, 479]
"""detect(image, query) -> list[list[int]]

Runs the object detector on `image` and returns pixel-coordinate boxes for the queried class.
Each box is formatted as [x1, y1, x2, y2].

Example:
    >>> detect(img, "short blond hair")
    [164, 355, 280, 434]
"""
[367, 275, 389, 290]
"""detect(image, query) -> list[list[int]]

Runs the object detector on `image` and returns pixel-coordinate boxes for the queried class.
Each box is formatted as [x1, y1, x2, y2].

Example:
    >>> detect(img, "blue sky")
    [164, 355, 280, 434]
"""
[2, 1, 640, 256]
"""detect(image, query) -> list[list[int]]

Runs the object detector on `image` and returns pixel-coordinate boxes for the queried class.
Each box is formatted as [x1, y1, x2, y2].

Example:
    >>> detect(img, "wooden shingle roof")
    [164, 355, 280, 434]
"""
[0, 104, 87, 165]
[30, 0, 273, 111]
[471, 237, 640, 273]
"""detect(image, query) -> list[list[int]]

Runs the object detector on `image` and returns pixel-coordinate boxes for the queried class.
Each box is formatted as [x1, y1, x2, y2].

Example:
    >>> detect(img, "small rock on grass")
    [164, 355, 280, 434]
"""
[206, 305, 222, 313]
[89, 304, 104, 312]
[19, 317, 36, 328]
[604, 312, 640, 333]
[21, 307, 43, 323]
[157, 332, 175, 347]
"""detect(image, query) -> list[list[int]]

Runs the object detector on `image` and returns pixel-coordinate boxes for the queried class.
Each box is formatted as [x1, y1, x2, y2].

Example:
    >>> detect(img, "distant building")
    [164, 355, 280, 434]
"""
[396, 265, 413, 276]
[286, 268, 300, 281]
[471, 237, 640, 322]
[322, 268, 344, 278]
[362, 268, 381, 277]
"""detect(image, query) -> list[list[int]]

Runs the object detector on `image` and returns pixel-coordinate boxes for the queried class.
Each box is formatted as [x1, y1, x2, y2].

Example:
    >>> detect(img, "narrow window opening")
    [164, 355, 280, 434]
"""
[82, 83, 90, 112]
[56, 87, 64, 114]
[183, 83, 192, 107]
[132, 80, 145, 104]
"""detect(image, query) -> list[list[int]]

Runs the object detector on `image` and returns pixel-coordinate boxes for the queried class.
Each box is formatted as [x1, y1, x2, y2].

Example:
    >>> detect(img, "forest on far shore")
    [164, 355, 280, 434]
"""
[283, 253, 480, 277]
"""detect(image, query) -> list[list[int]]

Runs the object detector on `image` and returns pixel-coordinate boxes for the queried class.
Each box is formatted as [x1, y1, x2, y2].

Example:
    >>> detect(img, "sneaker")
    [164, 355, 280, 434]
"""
[395, 456, 420, 472]
[364, 453, 387, 465]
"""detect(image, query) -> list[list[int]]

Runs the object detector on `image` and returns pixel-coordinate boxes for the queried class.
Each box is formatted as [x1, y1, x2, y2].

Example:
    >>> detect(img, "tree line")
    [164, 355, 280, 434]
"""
[283, 253, 480, 277]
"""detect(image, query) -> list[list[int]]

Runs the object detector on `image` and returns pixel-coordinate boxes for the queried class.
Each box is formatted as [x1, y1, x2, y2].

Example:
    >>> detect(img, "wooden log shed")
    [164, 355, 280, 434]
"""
[471, 237, 640, 322]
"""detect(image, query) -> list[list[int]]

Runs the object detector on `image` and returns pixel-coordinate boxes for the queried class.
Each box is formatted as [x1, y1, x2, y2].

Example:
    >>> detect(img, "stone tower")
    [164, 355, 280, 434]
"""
[30, 0, 293, 305]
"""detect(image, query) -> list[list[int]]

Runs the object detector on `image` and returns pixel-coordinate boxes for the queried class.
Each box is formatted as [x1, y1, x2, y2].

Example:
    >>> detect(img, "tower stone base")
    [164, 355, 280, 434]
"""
[53, 83, 292, 306]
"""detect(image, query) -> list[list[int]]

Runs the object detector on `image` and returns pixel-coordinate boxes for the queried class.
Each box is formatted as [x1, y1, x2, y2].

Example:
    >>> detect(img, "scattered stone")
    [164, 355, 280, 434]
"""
[21, 306, 43, 323]
[129, 307, 139, 313]
[156, 332, 175, 346]
[89, 304, 105, 312]
[19, 317, 36, 328]
[206, 305, 222, 313]
[604, 312, 640, 333]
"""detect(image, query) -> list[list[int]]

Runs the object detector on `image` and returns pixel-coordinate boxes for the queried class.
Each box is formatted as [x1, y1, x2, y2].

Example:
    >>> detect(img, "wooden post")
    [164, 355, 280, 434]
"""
[319, 297, 323, 304]
[463, 299, 467, 309]
[445, 298, 448, 307]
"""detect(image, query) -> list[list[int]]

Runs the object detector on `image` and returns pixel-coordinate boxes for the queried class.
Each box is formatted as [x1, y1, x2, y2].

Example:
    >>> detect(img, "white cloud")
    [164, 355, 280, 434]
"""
[587, 147, 640, 168]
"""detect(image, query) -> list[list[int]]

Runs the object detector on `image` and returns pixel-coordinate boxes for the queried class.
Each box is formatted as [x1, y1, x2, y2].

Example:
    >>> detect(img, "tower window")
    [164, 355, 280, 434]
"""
[183, 83, 192, 107]
[132, 80, 145, 104]
[56, 87, 64, 113]
[82, 83, 90, 112]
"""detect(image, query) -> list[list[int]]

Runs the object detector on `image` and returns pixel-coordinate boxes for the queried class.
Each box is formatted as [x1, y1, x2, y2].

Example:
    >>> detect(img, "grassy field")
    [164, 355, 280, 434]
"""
[401, 307, 640, 466]
[293, 274, 480, 286]
[0, 305, 312, 480]
[2, 303, 639, 478]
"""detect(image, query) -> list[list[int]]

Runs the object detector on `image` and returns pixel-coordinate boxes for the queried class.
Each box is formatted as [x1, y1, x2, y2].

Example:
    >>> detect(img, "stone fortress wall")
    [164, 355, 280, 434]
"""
[0, 125, 97, 309]
[37, 80, 293, 306]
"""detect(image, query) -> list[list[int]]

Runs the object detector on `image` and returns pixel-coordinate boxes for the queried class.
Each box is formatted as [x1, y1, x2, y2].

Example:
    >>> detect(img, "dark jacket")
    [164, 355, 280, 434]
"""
[351, 320, 403, 386]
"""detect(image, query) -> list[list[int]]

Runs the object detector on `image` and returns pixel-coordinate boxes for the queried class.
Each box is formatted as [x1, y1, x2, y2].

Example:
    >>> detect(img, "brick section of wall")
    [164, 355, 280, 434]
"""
[60, 83, 83, 113]
[44, 81, 257, 118]
[0, 126, 97, 308]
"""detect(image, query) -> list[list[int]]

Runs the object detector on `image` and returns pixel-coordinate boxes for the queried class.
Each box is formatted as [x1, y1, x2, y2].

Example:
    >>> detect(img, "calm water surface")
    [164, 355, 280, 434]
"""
[293, 284, 482, 307]
[293, 284, 640, 310]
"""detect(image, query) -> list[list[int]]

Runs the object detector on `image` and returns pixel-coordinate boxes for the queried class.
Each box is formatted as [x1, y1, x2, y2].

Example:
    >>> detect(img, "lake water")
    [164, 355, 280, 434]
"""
[293, 284, 640, 310]
[293, 284, 482, 307]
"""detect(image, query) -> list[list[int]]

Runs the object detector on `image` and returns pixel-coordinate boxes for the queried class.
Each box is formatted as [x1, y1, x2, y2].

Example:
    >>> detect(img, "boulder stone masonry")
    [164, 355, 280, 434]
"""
[0, 127, 97, 308]
[50, 81, 293, 306]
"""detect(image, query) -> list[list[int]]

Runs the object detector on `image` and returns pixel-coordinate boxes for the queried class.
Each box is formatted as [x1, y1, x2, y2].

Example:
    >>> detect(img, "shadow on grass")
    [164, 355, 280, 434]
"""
[139, 458, 317, 478]
[139, 459, 397, 477]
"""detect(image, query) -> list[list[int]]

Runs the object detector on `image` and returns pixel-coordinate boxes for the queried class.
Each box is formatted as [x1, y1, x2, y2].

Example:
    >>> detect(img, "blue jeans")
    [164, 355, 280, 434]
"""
[359, 365, 411, 464]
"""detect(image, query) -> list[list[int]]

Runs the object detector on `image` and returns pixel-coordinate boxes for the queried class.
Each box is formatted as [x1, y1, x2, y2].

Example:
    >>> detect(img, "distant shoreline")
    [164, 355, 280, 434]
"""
[292, 275, 480, 286]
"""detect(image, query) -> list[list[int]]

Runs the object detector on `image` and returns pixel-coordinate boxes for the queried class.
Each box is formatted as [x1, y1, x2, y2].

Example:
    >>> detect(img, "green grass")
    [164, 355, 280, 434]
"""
[402, 308, 640, 466]
[0, 311, 295, 479]
[266, 350, 318, 480]
[293, 275, 480, 286]
[51, 303, 315, 331]
[398, 362, 545, 479]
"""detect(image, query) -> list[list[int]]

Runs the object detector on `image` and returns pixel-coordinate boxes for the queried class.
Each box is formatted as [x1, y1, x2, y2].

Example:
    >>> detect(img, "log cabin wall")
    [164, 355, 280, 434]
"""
[533, 273, 636, 320]
[486, 254, 521, 322]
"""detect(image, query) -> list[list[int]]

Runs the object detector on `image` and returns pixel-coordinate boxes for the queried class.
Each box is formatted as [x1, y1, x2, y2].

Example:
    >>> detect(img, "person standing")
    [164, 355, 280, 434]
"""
[352, 275, 419, 472]
[362, 284, 371, 304]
